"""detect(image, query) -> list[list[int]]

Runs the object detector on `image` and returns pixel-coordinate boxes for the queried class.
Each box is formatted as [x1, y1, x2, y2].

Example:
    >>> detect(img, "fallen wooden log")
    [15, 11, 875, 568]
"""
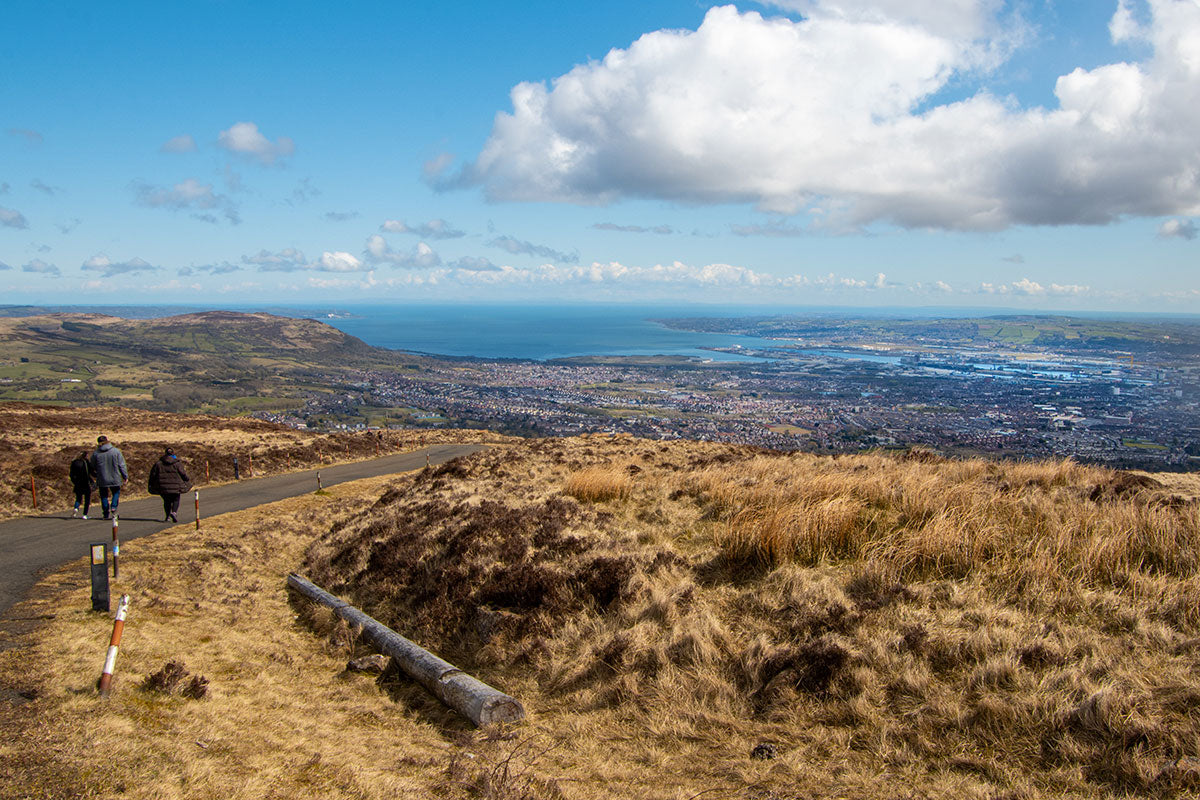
[287, 573, 525, 726]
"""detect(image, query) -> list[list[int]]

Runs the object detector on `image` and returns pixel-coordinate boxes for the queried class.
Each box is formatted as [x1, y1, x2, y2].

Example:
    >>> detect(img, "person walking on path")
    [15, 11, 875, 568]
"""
[147, 447, 191, 523]
[69, 450, 95, 519]
[90, 435, 128, 519]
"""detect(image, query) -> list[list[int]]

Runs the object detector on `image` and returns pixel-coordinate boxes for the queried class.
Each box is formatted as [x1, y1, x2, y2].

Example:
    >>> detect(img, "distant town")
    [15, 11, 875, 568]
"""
[258, 314, 1200, 471]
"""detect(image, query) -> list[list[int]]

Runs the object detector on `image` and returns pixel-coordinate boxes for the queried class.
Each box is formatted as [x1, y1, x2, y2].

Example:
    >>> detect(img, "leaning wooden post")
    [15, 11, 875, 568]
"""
[97, 594, 130, 696]
[30, 474, 37, 510]
[287, 574, 524, 726]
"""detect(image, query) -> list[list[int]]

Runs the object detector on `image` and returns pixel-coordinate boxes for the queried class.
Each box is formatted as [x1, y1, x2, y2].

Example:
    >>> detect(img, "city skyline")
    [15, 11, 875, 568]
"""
[2, 0, 1198, 311]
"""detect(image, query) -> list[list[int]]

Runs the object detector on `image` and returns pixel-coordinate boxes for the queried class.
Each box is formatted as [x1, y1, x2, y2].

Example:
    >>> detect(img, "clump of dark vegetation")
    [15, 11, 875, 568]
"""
[142, 660, 208, 699]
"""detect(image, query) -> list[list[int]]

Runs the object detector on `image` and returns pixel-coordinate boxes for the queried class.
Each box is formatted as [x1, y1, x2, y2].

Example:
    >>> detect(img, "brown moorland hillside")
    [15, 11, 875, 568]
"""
[301, 436, 1200, 798]
[4, 435, 1200, 799]
[0, 402, 501, 520]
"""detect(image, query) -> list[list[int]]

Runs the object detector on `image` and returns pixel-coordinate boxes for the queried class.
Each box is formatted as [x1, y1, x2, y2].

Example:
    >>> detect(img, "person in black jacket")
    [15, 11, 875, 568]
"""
[69, 451, 95, 519]
[147, 447, 191, 523]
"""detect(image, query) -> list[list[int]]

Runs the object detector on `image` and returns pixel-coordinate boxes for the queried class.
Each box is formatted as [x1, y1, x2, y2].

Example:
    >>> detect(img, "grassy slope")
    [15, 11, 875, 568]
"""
[0, 312, 428, 414]
[6, 435, 1200, 799]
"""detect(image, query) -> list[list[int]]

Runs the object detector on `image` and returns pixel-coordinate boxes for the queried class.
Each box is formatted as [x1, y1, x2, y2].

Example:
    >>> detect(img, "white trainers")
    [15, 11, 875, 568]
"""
[81, 514, 88, 519]
[72, 508, 79, 518]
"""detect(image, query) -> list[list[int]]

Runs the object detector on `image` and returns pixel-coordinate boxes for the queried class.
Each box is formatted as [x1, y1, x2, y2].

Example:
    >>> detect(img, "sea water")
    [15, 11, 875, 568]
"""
[318, 304, 785, 362]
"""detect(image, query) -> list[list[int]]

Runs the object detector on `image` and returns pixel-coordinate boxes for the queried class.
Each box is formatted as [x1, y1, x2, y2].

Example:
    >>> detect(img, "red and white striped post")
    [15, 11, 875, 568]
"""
[111, 515, 119, 578]
[97, 594, 129, 696]
[194, 489, 200, 531]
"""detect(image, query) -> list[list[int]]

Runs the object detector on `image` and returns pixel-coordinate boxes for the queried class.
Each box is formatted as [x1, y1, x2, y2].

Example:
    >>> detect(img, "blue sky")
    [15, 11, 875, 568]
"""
[2, 0, 1198, 311]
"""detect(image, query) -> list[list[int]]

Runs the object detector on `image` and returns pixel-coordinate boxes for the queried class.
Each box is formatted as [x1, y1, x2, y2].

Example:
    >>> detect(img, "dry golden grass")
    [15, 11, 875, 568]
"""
[6, 435, 1200, 799]
[564, 465, 634, 503]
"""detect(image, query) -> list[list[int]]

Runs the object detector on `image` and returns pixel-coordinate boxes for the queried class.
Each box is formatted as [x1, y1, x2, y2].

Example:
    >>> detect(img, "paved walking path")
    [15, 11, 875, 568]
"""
[0, 444, 484, 616]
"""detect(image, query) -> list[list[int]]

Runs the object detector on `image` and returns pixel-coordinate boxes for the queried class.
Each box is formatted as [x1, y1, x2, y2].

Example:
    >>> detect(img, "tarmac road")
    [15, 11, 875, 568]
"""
[0, 444, 484, 617]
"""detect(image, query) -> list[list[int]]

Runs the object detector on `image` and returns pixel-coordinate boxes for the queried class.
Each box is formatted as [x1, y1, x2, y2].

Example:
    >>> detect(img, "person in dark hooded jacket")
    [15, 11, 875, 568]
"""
[148, 447, 191, 523]
[69, 451, 95, 518]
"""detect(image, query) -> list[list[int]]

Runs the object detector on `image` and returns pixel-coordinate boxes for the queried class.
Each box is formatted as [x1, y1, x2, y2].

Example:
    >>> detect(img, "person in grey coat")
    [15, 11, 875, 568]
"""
[148, 447, 191, 522]
[90, 435, 128, 519]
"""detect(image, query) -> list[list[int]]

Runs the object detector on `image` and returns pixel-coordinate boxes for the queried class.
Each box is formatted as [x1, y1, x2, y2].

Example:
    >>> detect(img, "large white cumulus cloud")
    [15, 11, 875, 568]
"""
[452, 1, 1200, 231]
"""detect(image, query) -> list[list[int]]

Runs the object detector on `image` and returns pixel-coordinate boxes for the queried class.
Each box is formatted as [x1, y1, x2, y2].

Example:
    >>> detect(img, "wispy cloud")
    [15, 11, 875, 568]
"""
[30, 179, 61, 196]
[218, 121, 294, 165]
[22, 258, 60, 276]
[178, 261, 242, 276]
[55, 217, 81, 234]
[160, 134, 197, 153]
[592, 222, 675, 235]
[244, 247, 368, 273]
[364, 235, 442, 269]
[81, 254, 159, 277]
[1158, 218, 1197, 240]
[730, 221, 807, 237]
[324, 211, 360, 222]
[132, 178, 240, 224]
[487, 235, 577, 263]
[7, 128, 42, 144]
[380, 218, 465, 239]
[0, 206, 29, 229]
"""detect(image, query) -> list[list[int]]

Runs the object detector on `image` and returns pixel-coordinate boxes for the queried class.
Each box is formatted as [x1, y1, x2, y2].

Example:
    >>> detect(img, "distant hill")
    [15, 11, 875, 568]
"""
[0, 311, 426, 416]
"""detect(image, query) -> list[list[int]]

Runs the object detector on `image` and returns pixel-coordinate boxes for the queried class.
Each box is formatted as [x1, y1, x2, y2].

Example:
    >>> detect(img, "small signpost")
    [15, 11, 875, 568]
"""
[90, 543, 110, 612]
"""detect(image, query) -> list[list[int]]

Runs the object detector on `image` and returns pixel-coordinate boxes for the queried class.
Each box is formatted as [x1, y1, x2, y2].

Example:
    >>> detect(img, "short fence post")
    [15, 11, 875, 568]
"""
[205, 460, 210, 481]
[248, 453, 253, 477]
[233, 456, 240, 480]
[97, 595, 129, 696]
[194, 489, 200, 531]
[90, 543, 110, 612]
[30, 474, 37, 510]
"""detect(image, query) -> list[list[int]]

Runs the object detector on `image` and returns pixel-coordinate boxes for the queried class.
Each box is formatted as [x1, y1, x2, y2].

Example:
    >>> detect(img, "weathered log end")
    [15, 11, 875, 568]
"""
[479, 696, 526, 725]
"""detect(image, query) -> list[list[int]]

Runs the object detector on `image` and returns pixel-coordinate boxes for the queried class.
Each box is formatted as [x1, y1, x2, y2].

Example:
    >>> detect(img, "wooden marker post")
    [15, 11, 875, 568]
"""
[205, 460, 210, 481]
[248, 453, 253, 477]
[111, 516, 119, 578]
[30, 474, 37, 510]
[97, 595, 129, 696]
[194, 489, 200, 531]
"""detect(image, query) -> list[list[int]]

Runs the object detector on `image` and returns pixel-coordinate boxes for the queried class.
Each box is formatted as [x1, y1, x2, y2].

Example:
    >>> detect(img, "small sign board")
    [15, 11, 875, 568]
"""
[90, 543, 110, 612]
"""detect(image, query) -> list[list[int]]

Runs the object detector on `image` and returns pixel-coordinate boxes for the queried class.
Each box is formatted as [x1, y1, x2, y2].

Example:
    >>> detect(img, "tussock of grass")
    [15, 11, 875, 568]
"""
[564, 465, 633, 503]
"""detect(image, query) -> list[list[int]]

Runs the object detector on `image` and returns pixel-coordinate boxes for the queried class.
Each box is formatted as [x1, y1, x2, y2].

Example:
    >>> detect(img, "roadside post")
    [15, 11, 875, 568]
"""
[316, 470, 322, 491]
[30, 474, 37, 510]
[205, 459, 210, 481]
[89, 543, 110, 612]
[111, 516, 119, 578]
[248, 453, 253, 477]
[233, 456, 239, 480]
[97, 595, 129, 697]
[194, 489, 200, 531]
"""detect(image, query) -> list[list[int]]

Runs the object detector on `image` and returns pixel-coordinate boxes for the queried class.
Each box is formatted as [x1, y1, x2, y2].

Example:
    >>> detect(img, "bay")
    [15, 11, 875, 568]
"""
[318, 304, 783, 362]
